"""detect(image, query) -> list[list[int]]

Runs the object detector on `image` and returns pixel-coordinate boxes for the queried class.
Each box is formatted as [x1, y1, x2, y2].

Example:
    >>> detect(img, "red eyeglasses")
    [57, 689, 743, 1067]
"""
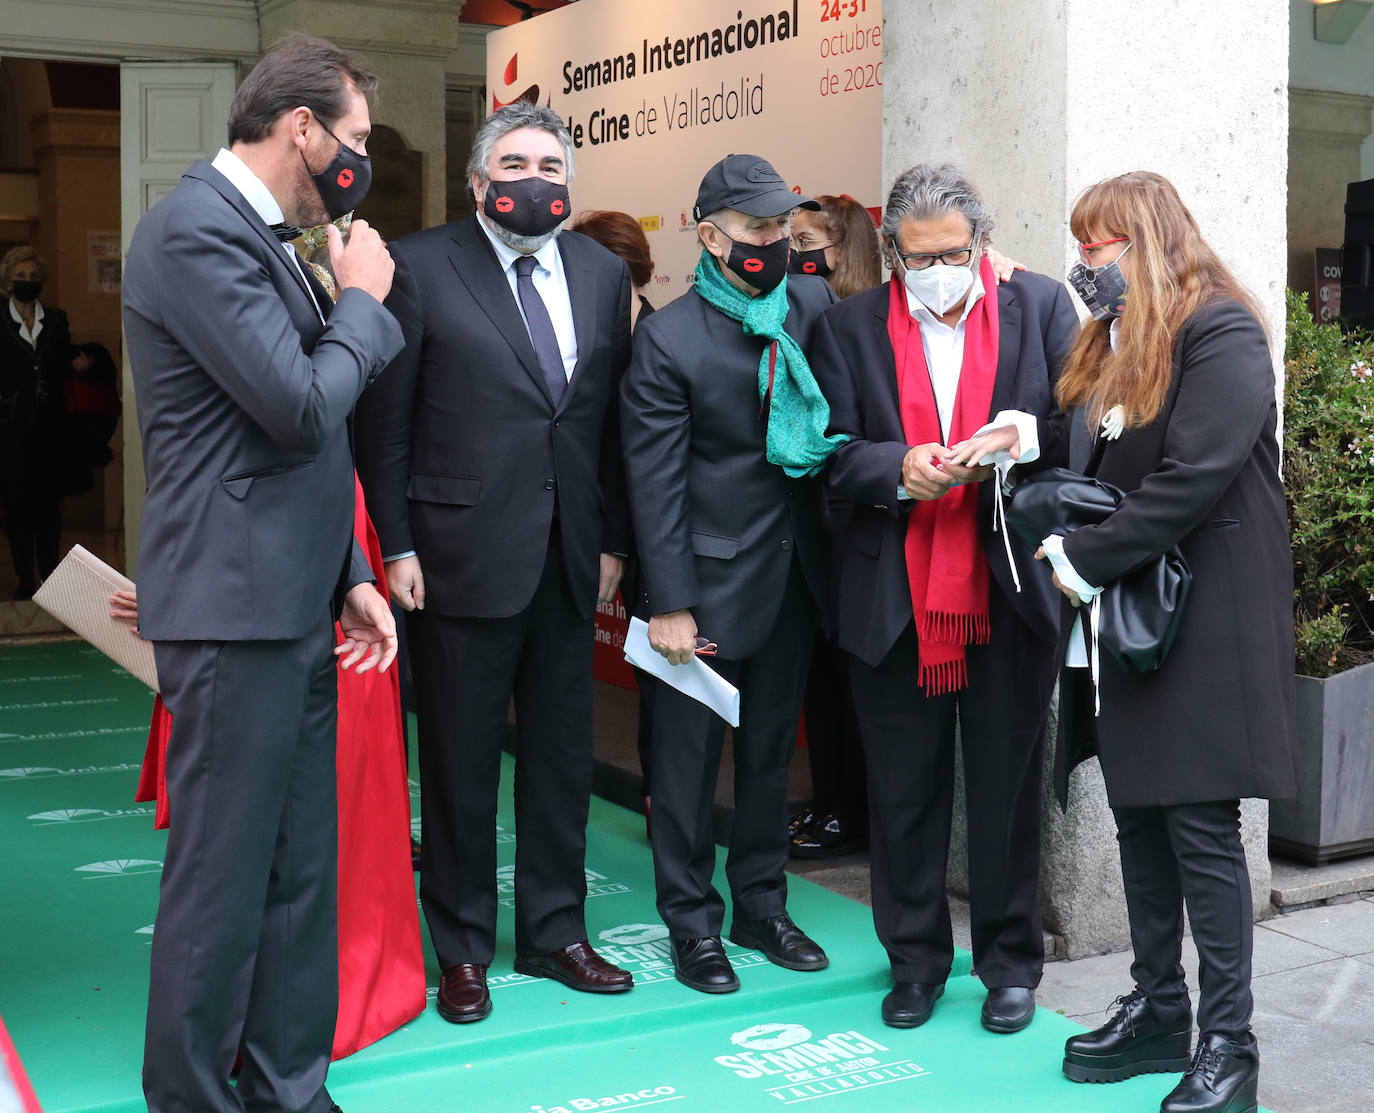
[1077, 236, 1129, 266]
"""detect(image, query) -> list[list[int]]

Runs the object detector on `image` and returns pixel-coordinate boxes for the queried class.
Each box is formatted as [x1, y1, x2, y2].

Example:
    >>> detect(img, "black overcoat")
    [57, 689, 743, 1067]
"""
[1052, 298, 1298, 808]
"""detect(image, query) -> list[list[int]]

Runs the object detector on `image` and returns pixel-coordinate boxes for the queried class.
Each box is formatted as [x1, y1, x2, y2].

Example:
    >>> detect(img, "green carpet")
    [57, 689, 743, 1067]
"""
[0, 642, 1236, 1112]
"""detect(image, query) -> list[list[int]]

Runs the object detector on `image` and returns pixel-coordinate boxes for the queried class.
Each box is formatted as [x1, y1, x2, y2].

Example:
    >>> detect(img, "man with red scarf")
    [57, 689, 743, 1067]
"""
[808, 164, 1078, 1033]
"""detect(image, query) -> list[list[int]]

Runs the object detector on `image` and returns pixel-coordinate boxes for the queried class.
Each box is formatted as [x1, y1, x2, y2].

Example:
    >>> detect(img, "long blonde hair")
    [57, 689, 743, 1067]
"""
[1057, 172, 1264, 428]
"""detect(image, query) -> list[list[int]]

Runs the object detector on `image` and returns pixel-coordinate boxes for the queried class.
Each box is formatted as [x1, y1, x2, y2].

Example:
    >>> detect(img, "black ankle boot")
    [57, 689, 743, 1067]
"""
[1063, 989, 1193, 1083]
[1159, 1031, 1259, 1113]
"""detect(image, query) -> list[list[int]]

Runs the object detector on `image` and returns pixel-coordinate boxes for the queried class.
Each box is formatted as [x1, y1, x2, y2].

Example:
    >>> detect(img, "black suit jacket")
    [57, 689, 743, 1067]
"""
[122, 159, 402, 641]
[354, 218, 632, 620]
[1052, 299, 1297, 807]
[809, 272, 1080, 667]
[619, 275, 837, 659]
[1, 303, 73, 493]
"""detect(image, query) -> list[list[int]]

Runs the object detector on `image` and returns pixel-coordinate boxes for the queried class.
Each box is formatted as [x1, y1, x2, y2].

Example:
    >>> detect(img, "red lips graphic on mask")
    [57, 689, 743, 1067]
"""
[743, 257, 764, 273]
[550, 199, 566, 216]
[802, 262, 818, 273]
[495, 196, 516, 213]
[336, 168, 354, 189]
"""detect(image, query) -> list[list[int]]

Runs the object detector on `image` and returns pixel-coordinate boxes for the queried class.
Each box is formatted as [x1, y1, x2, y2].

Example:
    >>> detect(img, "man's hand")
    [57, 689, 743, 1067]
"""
[598, 553, 624, 607]
[648, 609, 698, 666]
[902, 443, 956, 501]
[328, 219, 394, 303]
[337, 582, 398, 673]
[946, 424, 1021, 473]
[108, 587, 140, 636]
[385, 554, 426, 611]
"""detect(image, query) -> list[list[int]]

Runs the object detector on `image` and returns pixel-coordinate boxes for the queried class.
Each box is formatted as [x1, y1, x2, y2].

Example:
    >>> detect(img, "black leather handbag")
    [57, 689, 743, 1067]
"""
[1004, 467, 1192, 672]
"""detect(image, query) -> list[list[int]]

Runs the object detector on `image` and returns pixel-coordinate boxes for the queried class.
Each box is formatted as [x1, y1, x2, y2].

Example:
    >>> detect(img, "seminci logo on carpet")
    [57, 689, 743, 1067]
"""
[712, 1021, 929, 1104]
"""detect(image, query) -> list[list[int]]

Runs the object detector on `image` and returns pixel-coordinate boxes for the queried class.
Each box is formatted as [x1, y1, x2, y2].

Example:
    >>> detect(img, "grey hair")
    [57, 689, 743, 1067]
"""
[466, 101, 576, 199]
[881, 164, 994, 247]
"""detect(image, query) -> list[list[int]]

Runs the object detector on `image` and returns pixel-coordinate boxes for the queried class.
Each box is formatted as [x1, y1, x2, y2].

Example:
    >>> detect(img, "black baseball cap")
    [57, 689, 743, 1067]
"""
[692, 154, 819, 221]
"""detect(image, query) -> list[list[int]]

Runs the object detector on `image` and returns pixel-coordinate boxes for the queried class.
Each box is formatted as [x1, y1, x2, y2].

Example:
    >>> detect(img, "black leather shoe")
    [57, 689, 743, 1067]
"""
[436, 963, 492, 1023]
[730, 913, 829, 971]
[671, 936, 739, 993]
[981, 986, 1037, 1033]
[789, 812, 867, 859]
[881, 981, 944, 1028]
[1159, 1032, 1259, 1113]
[787, 808, 816, 837]
[514, 940, 634, 993]
[1063, 989, 1193, 1083]
[410, 836, 422, 872]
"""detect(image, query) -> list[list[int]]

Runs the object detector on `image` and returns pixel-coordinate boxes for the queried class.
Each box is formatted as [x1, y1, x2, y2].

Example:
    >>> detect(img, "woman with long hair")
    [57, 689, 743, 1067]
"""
[787, 193, 883, 299]
[960, 171, 1296, 1113]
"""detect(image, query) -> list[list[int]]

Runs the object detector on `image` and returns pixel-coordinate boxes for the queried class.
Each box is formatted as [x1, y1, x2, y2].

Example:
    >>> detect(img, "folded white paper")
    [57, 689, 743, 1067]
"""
[32, 545, 159, 691]
[624, 616, 739, 727]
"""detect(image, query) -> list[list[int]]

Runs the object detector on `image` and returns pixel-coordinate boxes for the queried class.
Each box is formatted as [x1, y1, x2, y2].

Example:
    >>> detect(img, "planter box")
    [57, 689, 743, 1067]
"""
[1270, 659, 1374, 865]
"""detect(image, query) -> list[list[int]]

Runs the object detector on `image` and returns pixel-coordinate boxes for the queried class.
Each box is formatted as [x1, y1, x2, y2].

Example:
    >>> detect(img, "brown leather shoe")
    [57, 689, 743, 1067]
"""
[514, 940, 634, 993]
[436, 963, 491, 1023]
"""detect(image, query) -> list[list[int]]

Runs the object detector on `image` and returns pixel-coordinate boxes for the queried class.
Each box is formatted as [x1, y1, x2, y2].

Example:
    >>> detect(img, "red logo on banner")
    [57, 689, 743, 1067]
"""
[336, 168, 354, 189]
[743, 257, 764, 273]
[493, 52, 542, 111]
[495, 196, 515, 213]
[550, 199, 565, 216]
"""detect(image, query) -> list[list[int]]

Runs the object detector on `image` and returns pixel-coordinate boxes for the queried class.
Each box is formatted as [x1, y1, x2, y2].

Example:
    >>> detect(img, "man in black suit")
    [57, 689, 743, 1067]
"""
[620, 155, 841, 993]
[808, 163, 1078, 1033]
[354, 102, 635, 1021]
[122, 36, 402, 1113]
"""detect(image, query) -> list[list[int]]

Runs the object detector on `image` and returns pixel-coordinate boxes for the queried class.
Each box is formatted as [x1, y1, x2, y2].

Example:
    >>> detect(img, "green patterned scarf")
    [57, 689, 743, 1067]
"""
[692, 250, 848, 478]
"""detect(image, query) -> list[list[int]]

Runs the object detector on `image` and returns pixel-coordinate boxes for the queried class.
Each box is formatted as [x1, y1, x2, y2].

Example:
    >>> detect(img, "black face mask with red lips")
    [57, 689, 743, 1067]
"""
[483, 177, 571, 238]
[722, 233, 790, 293]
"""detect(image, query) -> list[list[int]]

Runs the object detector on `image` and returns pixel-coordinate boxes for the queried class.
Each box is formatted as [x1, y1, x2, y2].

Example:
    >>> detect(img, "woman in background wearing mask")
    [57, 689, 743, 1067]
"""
[0, 245, 76, 599]
[957, 171, 1296, 1113]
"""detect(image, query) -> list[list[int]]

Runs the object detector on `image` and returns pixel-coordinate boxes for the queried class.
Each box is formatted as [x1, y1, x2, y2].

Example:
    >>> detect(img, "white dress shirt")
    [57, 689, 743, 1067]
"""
[476, 215, 578, 381]
[9, 297, 43, 346]
[210, 147, 325, 324]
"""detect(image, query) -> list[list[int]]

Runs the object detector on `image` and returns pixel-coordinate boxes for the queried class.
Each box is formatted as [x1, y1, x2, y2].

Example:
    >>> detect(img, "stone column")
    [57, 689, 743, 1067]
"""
[256, 0, 466, 230]
[884, 0, 1289, 956]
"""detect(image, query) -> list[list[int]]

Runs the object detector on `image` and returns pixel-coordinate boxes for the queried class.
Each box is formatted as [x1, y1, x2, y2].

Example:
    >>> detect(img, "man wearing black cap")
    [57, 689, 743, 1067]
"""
[620, 155, 845, 993]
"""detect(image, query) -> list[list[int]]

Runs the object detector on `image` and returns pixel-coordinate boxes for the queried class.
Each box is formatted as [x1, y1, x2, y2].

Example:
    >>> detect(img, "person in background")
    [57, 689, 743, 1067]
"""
[0, 245, 77, 599]
[983, 171, 1295, 1113]
[621, 154, 841, 995]
[570, 208, 659, 836]
[809, 164, 1077, 1034]
[787, 192, 882, 297]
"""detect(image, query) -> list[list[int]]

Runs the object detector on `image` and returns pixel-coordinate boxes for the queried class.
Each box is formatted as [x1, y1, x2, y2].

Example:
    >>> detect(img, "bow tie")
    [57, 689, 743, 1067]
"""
[270, 222, 302, 243]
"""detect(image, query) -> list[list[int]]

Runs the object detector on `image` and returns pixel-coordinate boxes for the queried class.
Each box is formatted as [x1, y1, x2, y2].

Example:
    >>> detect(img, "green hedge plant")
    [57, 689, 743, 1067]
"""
[1283, 289, 1374, 677]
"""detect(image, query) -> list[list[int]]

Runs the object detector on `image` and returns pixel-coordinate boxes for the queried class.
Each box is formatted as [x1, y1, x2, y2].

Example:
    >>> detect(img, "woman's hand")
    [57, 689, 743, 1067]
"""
[108, 588, 141, 634]
[946, 425, 1020, 469]
[1035, 546, 1083, 606]
[984, 247, 1026, 285]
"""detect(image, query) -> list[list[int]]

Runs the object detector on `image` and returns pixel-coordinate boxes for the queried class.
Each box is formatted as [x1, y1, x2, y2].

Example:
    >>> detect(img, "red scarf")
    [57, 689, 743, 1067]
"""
[886, 259, 999, 694]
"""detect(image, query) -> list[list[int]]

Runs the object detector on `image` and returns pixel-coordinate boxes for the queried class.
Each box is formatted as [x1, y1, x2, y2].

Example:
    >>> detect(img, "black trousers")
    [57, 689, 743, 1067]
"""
[1113, 798, 1254, 1040]
[408, 529, 593, 967]
[146, 618, 340, 1113]
[849, 587, 1057, 987]
[802, 629, 867, 828]
[3, 487, 60, 589]
[649, 558, 815, 939]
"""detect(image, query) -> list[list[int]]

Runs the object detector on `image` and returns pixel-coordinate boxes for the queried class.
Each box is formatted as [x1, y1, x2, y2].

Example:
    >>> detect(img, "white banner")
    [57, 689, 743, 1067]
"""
[487, 0, 883, 302]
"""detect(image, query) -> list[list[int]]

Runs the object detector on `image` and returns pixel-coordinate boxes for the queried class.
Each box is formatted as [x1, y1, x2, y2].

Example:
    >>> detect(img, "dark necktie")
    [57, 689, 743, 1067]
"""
[270, 222, 302, 242]
[513, 254, 566, 406]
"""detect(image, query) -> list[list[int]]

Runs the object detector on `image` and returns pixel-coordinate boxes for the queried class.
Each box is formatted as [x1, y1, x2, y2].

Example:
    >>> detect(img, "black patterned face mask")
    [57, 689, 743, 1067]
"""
[483, 177, 571, 238]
